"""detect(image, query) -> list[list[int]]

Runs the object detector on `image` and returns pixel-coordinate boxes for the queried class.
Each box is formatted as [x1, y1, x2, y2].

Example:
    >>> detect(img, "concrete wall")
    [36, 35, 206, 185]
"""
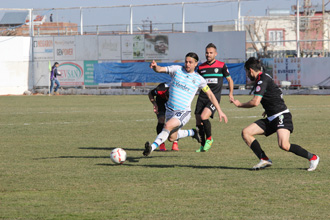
[0, 37, 31, 95]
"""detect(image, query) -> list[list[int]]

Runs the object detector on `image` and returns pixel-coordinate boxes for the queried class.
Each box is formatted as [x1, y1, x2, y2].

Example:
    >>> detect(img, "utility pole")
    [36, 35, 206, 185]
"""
[297, 0, 300, 57]
[322, 0, 325, 56]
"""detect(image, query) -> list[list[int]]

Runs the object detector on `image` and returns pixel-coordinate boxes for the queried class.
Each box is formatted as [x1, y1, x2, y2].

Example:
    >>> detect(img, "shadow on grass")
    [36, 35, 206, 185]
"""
[33, 155, 109, 160]
[33, 155, 178, 161]
[96, 162, 251, 170]
[79, 147, 143, 152]
[96, 162, 309, 171]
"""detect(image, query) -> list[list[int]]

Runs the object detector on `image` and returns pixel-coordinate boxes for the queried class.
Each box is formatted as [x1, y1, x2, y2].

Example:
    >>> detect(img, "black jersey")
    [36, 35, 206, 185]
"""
[150, 83, 169, 102]
[197, 60, 230, 100]
[254, 72, 288, 116]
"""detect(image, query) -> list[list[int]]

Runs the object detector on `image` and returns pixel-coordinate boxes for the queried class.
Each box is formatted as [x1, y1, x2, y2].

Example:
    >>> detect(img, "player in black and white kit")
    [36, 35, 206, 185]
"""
[148, 83, 179, 151]
[195, 43, 234, 152]
[232, 57, 319, 171]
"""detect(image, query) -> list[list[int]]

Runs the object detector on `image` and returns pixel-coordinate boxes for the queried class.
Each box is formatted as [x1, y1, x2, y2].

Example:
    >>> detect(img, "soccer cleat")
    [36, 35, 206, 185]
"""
[195, 146, 204, 152]
[252, 159, 272, 170]
[143, 141, 152, 156]
[307, 155, 320, 171]
[203, 138, 213, 152]
[172, 142, 179, 151]
[192, 128, 201, 143]
[159, 143, 167, 151]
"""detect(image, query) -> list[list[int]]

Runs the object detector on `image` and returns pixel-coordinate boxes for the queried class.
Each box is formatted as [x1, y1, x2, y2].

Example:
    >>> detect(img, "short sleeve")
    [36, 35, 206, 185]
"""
[166, 65, 182, 77]
[198, 76, 208, 89]
[223, 64, 230, 78]
[150, 88, 158, 96]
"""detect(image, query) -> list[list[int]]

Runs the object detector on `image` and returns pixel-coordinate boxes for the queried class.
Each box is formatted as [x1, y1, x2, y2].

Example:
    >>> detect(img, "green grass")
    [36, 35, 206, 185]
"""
[1, 95, 329, 220]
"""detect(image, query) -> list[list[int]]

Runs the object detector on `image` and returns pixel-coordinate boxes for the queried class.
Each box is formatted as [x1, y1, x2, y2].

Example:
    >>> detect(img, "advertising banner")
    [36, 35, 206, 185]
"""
[145, 34, 169, 60]
[84, 60, 98, 85]
[54, 37, 76, 61]
[273, 58, 301, 86]
[57, 61, 84, 86]
[33, 37, 54, 61]
[98, 36, 121, 60]
[121, 35, 145, 60]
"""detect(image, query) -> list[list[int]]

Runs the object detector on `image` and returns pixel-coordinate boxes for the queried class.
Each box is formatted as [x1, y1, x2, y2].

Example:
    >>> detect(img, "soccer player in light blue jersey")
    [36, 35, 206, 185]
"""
[143, 52, 228, 156]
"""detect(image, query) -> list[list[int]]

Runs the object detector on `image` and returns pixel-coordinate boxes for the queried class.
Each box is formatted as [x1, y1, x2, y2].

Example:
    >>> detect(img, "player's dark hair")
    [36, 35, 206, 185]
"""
[206, 43, 217, 50]
[52, 62, 59, 69]
[244, 57, 262, 72]
[185, 52, 199, 62]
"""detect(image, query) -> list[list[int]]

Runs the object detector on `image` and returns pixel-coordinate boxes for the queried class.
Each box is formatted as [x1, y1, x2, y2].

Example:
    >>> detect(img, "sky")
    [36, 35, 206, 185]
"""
[0, 0, 328, 32]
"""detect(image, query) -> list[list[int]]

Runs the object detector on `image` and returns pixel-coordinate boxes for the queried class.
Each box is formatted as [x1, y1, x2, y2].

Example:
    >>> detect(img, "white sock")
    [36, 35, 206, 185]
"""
[151, 129, 170, 151]
[177, 129, 195, 140]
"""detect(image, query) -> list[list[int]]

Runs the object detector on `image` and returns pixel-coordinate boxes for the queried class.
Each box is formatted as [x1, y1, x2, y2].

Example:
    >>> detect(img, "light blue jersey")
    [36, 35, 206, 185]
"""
[166, 65, 207, 111]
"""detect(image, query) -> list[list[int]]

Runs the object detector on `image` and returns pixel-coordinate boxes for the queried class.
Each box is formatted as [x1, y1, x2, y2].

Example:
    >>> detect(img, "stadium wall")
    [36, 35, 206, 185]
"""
[1, 33, 330, 96]
[0, 37, 32, 95]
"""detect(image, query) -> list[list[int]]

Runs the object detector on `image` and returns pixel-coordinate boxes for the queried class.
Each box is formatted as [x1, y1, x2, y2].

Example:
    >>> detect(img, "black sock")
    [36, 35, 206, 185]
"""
[289, 144, 313, 160]
[197, 125, 205, 146]
[156, 123, 164, 134]
[250, 139, 268, 160]
[202, 119, 212, 139]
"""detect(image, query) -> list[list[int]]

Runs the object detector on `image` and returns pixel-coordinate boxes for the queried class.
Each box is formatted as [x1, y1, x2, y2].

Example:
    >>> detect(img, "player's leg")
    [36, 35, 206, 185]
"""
[176, 128, 201, 142]
[277, 113, 319, 171]
[194, 98, 207, 152]
[200, 106, 214, 152]
[54, 79, 60, 94]
[277, 129, 319, 171]
[242, 121, 272, 170]
[50, 79, 54, 94]
[172, 110, 201, 143]
[195, 114, 205, 152]
[143, 116, 180, 156]
[157, 115, 166, 151]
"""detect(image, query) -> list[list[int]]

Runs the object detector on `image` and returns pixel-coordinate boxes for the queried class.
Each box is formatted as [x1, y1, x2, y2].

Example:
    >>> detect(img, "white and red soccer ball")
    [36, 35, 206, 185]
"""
[110, 148, 127, 164]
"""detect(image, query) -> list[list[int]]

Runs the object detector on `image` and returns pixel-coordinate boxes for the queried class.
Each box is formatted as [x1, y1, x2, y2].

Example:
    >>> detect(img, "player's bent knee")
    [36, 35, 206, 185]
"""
[241, 128, 251, 140]
[279, 143, 290, 151]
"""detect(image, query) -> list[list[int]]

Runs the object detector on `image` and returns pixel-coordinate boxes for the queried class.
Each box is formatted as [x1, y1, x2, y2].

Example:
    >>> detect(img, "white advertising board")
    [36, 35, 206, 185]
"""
[57, 61, 84, 86]
[54, 36, 76, 61]
[145, 34, 169, 60]
[76, 35, 98, 60]
[273, 58, 302, 86]
[98, 36, 121, 60]
[33, 37, 54, 61]
[121, 35, 145, 60]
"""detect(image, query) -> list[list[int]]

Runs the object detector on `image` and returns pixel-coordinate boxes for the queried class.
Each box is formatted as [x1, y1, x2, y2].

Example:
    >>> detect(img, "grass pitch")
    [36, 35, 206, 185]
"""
[0, 95, 329, 220]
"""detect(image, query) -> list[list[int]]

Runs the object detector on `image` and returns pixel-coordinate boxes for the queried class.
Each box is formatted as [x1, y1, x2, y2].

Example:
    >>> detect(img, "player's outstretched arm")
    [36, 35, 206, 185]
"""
[232, 95, 261, 108]
[150, 60, 167, 73]
[204, 88, 228, 123]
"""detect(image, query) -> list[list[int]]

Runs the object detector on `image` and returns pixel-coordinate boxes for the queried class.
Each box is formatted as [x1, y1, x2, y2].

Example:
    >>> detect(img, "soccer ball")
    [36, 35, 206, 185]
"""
[110, 148, 127, 164]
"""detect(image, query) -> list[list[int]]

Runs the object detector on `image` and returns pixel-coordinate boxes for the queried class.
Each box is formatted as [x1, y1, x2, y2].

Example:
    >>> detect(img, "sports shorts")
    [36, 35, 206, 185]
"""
[156, 98, 166, 118]
[194, 96, 220, 118]
[255, 112, 294, 137]
[165, 108, 191, 130]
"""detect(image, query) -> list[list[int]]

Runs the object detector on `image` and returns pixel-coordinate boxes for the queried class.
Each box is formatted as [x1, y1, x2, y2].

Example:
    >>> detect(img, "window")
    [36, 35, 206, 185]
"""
[268, 30, 284, 46]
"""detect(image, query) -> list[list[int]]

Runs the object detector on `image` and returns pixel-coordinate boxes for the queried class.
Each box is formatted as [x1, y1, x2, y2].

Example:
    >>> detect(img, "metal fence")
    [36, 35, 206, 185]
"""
[1, 0, 330, 58]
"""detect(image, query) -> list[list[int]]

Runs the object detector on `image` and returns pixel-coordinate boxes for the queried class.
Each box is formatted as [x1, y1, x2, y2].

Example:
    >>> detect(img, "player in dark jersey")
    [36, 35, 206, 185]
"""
[195, 43, 234, 152]
[148, 83, 179, 151]
[232, 57, 319, 171]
